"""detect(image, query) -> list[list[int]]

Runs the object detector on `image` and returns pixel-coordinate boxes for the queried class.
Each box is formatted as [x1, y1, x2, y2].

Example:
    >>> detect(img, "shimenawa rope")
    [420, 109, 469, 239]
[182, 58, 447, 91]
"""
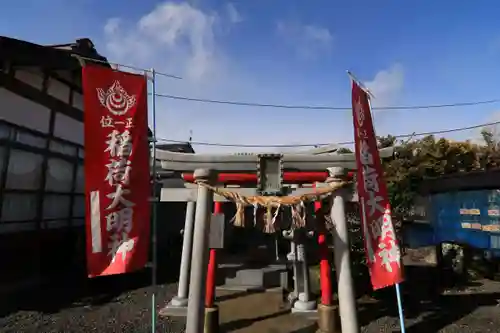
[195, 178, 351, 233]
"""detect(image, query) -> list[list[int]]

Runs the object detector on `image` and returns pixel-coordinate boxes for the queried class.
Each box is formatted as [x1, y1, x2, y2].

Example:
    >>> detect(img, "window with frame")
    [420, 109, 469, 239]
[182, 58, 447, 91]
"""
[2, 193, 38, 222]
[45, 158, 74, 193]
[43, 194, 71, 220]
[5, 149, 44, 190]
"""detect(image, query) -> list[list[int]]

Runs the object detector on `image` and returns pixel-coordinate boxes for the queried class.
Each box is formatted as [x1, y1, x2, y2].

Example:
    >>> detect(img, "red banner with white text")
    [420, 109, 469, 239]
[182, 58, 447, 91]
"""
[351, 81, 404, 290]
[82, 65, 151, 277]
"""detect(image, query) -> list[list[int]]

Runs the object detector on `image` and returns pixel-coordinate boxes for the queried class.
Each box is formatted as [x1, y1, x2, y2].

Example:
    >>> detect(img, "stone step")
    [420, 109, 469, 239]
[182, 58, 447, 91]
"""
[218, 263, 289, 290]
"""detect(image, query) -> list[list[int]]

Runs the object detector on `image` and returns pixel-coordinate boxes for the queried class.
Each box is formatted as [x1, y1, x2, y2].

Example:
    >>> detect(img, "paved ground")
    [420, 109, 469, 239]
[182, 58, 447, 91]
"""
[213, 289, 316, 333]
[2, 265, 500, 332]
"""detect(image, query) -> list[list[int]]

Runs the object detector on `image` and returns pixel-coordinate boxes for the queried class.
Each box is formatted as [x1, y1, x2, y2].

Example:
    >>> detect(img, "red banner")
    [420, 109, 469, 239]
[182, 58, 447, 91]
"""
[351, 81, 404, 290]
[82, 65, 151, 277]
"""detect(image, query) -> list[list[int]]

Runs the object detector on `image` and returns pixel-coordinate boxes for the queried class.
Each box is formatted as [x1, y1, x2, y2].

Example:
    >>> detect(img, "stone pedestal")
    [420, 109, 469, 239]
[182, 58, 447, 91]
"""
[316, 304, 340, 333]
[204, 306, 220, 333]
[292, 292, 317, 313]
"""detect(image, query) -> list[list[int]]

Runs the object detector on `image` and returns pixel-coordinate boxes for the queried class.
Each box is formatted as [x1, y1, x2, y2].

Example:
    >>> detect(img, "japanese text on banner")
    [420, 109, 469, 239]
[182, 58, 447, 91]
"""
[83, 66, 150, 277]
[103, 116, 136, 263]
[351, 81, 404, 290]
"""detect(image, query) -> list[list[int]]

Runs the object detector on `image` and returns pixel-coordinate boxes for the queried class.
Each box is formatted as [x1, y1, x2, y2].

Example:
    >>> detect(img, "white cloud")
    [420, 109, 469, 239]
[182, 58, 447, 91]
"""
[225, 3, 243, 24]
[103, 2, 221, 82]
[276, 20, 333, 59]
[365, 64, 404, 108]
[103, 18, 121, 36]
[100, 1, 353, 153]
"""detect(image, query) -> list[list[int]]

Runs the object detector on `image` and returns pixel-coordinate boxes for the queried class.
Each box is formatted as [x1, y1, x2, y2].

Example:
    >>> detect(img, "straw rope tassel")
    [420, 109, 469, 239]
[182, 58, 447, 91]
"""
[195, 180, 351, 233]
[265, 206, 274, 233]
[231, 202, 246, 227]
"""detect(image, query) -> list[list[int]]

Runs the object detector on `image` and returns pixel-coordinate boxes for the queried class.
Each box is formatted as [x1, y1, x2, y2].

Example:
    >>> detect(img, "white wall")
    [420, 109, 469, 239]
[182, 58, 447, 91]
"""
[5, 69, 85, 145]
[0, 68, 85, 234]
[0, 87, 51, 134]
[53, 112, 84, 145]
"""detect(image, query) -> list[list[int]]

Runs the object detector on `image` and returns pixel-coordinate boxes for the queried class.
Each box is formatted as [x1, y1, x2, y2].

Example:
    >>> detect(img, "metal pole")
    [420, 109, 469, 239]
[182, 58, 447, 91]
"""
[186, 169, 215, 333]
[171, 201, 196, 307]
[330, 167, 359, 333]
[395, 283, 406, 333]
[149, 68, 158, 333]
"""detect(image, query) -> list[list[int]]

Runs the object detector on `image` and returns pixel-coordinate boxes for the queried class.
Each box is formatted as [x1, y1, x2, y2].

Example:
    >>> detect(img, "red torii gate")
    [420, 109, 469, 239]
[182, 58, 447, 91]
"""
[181, 171, 355, 319]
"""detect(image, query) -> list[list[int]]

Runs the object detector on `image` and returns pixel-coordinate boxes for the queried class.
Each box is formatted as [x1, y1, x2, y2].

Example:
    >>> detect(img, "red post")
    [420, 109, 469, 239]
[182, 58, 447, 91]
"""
[205, 202, 221, 308]
[315, 184, 333, 306]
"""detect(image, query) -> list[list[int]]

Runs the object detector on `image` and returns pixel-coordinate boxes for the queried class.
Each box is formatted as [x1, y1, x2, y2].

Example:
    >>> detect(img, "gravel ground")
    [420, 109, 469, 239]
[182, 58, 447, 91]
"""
[2, 265, 500, 333]
[358, 265, 500, 333]
[0, 270, 185, 333]
[359, 283, 500, 333]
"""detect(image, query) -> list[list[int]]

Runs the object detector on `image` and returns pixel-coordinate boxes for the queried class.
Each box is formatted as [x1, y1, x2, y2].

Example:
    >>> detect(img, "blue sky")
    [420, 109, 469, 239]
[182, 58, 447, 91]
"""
[3, 0, 500, 152]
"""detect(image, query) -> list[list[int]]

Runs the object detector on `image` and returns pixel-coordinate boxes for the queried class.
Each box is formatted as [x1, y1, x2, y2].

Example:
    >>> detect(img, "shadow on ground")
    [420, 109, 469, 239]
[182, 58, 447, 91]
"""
[3, 260, 500, 333]
[264, 324, 319, 333]
[357, 265, 500, 332]
[218, 264, 500, 332]
[219, 309, 291, 332]
[0, 263, 179, 318]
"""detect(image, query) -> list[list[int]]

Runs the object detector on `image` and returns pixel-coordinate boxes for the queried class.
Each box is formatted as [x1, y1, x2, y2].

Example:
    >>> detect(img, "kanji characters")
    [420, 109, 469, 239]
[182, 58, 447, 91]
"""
[106, 184, 135, 210]
[380, 210, 396, 240]
[359, 140, 374, 165]
[105, 158, 132, 186]
[100, 115, 114, 128]
[105, 206, 135, 262]
[378, 240, 401, 272]
[102, 125, 136, 263]
[366, 191, 384, 216]
[105, 207, 134, 233]
[125, 117, 134, 129]
[108, 233, 135, 263]
[354, 98, 365, 126]
[369, 215, 384, 241]
[105, 129, 133, 158]
[112, 118, 134, 129]
[363, 164, 379, 193]
[369, 212, 395, 241]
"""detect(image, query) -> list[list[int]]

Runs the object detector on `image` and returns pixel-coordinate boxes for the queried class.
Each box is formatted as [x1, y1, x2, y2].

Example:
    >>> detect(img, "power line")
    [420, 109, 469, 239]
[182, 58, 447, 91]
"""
[71, 55, 500, 110]
[157, 120, 500, 148]
[71, 54, 182, 80]
[155, 92, 500, 111]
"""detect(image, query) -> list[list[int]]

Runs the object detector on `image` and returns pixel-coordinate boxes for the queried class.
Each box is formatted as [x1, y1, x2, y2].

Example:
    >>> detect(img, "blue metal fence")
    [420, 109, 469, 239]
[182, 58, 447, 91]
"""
[404, 189, 500, 256]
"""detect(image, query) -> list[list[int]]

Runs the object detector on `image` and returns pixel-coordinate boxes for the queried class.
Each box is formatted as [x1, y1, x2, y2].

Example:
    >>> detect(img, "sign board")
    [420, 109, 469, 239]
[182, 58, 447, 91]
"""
[209, 213, 225, 249]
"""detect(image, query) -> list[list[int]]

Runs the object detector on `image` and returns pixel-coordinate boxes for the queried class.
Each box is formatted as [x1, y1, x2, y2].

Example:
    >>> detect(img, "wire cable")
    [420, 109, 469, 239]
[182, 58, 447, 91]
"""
[71, 52, 500, 147]
[73, 54, 499, 110]
[71, 54, 182, 80]
[156, 120, 500, 148]
[155, 92, 500, 111]
[73, 56, 500, 111]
